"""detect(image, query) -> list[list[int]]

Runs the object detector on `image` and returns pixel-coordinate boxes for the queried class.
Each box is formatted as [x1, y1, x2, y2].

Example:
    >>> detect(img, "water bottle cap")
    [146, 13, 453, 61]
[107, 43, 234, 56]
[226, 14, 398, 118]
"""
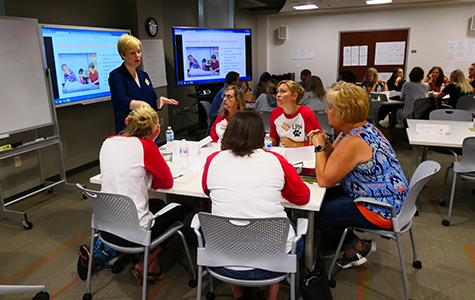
[182, 139, 186, 141]
[266, 133, 270, 137]
[167, 126, 171, 129]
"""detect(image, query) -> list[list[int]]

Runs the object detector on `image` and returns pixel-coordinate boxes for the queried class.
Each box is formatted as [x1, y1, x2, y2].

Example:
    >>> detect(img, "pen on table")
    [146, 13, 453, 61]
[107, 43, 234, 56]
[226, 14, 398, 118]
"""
[173, 174, 184, 179]
[303, 180, 314, 185]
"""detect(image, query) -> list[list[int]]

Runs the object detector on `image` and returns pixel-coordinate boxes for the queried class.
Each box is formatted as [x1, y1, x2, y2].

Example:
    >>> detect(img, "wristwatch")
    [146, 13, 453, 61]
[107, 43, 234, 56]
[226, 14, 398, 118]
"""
[314, 145, 325, 153]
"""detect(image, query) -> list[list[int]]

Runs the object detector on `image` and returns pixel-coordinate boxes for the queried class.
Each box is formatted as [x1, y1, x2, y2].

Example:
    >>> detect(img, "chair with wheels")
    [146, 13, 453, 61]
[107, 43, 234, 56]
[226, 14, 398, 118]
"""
[0, 285, 49, 299]
[191, 212, 308, 300]
[421, 109, 472, 207]
[326, 161, 441, 300]
[200, 101, 212, 135]
[439, 137, 475, 226]
[77, 184, 196, 300]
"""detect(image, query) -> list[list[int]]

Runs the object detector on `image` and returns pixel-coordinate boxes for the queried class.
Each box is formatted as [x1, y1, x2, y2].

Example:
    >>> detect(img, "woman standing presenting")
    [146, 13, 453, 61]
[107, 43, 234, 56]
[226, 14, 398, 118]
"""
[203, 108, 310, 300]
[109, 34, 178, 133]
[99, 106, 185, 283]
[309, 82, 408, 269]
[269, 80, 322, 147]
[209, 86, 246, 142]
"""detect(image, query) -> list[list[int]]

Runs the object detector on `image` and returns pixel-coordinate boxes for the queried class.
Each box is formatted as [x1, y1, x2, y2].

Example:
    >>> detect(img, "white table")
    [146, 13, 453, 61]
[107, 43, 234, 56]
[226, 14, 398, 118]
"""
[406, 119, 475, 176]
[90, 144, 326, 269]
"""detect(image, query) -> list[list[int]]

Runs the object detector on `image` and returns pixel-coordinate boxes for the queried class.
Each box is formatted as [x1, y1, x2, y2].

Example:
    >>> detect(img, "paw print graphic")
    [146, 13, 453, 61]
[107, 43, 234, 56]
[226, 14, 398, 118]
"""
[293, 127, 302, 137]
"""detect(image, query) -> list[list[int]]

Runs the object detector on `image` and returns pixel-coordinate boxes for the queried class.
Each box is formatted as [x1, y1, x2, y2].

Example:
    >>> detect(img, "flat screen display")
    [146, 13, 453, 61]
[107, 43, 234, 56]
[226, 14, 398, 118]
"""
[41, 25, 130, 106]
[173, 27, 252, 86]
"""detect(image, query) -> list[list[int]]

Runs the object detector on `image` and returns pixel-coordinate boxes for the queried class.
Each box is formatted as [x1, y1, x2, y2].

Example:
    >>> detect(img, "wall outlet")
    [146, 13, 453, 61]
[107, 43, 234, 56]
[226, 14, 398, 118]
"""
[183, 106, 190, 113]
[14, 155, 21, 168]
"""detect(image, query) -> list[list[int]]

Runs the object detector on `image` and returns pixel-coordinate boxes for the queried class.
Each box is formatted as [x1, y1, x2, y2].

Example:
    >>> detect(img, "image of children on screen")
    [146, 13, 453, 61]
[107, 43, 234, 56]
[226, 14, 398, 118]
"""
[186, 47, 219, 77]
[58, 53, 100, 94]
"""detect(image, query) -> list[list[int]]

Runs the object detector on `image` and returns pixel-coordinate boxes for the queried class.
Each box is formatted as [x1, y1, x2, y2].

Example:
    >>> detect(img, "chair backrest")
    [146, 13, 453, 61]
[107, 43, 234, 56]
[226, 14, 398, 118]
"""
[76, 184, 150, 246]
[429, 109, 472, 121]
[460, 137, 475, 166]
[412, 98, 436, 119]
[367, 98, 383, 124]
[456, 95, 475, 113]
[196, 212, 296, 273]
[394, 161, 440, 232]
[261, 112, 272, 133]
[200, 101, 212, 128]
[314, 110, 334, 136]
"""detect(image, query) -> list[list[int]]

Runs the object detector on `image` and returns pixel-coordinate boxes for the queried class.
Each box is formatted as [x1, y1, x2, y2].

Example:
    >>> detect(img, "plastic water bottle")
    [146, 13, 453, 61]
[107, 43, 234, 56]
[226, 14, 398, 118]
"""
[440, 83, 445, 91]
[264, 133, 272, 150]
[165, 126, 174, 142]
[180, 139, 189, 169]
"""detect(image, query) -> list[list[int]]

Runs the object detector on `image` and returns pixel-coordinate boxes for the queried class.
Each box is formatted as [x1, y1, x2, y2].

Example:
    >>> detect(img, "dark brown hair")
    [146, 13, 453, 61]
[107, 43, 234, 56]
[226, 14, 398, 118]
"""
[221, 108, 265, 157]
[427, 66, 445, 86]
[409, 66, 424, 82]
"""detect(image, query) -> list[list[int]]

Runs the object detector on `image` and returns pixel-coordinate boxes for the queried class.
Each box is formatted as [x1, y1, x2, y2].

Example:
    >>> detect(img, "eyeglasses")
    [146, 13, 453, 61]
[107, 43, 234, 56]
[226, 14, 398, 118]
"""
[223, 94, 235, 99]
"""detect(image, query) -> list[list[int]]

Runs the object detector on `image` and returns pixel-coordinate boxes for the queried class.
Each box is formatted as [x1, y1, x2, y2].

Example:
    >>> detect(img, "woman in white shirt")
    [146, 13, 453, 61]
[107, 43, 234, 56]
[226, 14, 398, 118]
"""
[203, 108, 310, 300]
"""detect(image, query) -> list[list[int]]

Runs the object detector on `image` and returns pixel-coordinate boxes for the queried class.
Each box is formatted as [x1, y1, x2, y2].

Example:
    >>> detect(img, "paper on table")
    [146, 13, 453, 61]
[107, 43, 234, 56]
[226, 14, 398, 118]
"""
[415, 124, 450, 135]
[167, 162, 200, 183]
[199, 136, 212, 148]
[284, 146, 315, 164]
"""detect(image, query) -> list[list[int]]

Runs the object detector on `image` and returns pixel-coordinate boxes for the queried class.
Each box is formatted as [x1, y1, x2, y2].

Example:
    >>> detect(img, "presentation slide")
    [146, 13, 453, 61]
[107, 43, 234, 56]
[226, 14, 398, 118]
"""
[174, 28, 251, 86]
[42, 26, 128, 105]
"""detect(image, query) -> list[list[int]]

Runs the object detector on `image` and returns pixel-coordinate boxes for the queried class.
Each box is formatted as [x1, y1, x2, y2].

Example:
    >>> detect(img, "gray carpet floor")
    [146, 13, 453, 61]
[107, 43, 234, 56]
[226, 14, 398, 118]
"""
[1, 134, 475, 300]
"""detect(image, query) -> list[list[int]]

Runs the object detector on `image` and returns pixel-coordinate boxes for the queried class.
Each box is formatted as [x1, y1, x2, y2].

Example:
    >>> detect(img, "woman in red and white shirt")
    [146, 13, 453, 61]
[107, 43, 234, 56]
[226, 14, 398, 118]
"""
[203, 108, 310, 300]
[270, 80, 322, 147]
[99, 106, 184, 284]
[209, 85, 246, 142]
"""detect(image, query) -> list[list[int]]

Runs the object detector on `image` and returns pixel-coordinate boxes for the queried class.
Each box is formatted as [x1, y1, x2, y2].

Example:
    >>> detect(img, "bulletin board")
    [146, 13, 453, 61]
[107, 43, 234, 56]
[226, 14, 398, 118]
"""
[339, 29, 409, 82]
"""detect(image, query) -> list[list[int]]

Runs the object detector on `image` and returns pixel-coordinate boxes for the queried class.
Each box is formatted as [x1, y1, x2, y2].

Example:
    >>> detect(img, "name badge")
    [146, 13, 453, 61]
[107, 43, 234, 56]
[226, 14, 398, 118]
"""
[145, 78, 150, 86]
[281, 122, 290, 131]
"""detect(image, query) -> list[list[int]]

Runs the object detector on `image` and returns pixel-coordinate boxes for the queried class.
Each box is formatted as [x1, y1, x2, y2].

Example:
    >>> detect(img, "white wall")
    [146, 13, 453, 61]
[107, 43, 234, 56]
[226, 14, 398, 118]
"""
[259, 2, 475, 87]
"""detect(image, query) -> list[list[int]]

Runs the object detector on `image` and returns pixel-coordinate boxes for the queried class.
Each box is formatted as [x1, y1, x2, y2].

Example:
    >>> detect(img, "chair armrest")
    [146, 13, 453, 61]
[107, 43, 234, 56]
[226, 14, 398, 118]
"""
[447, 149, 458, 162]
[291, 218, 308, 254]
[354, 197, 397, 218]
[190, 214, 204, 248]
[146, 203, 182, 229]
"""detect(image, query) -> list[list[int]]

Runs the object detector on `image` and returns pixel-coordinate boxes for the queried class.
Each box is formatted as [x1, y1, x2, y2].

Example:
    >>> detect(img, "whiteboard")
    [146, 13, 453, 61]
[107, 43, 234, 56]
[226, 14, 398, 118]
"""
[0, 16, 53, 135]
[141, 39, 168, 88]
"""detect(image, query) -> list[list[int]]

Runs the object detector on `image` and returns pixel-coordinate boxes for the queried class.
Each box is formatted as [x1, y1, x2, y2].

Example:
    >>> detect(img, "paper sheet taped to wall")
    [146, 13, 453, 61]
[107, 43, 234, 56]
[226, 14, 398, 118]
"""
[374, 41, 405, 65]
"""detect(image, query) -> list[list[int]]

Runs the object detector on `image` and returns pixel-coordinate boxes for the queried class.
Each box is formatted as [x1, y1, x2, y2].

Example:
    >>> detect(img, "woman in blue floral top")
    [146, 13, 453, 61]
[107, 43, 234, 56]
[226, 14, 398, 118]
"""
[308, 81, 408, 269]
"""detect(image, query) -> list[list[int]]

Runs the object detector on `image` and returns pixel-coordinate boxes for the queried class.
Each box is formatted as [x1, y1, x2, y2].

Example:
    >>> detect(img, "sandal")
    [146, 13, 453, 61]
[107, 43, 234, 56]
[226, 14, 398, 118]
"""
[132, 267, 164, 284]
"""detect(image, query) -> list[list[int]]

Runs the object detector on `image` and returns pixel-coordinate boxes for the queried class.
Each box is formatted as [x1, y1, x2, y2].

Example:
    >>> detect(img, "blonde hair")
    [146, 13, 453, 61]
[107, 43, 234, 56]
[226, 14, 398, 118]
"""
[124, 106, 158, 137]
[365, 67, 379, 85]
[326, 82, 369, 124]
[117, 34, 142, 58]
[277, 80, 305, 103]
[221, 86, 247, 117]
[266, 79, 278, 95]
[451, 69, 473, 94]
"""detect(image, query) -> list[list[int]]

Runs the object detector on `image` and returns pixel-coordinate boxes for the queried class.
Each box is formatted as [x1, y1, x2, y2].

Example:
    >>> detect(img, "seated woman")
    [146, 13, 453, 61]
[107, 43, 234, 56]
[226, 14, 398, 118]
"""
[202, 108, 310, 300]
[302, 75, 328, 111]
[270, 80, 322, 147]
[254, 78, 278, 112]
[436, 69, 473, 108]
[386, 67, 406, 91]
[210, 85, 246, 142]
[250, 71, 272, 103]
[397, 66, 428, 125]
[99, 106, 185, 283]
[424, 66, 449, 92]
[309, 82, 408, 269]
[361, 67, 388, 94]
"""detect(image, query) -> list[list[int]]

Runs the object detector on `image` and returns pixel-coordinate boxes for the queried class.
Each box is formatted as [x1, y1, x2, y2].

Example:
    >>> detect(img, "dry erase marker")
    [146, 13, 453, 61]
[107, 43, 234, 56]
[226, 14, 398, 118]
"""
[173, 174, 184, 179]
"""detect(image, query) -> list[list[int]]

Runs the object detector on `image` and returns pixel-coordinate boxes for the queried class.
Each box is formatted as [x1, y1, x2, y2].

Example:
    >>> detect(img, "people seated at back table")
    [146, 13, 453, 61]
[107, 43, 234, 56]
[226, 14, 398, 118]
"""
[387, 67, 406, 91]
[210, 85, 246, 143]
[361, 67, 388, 94]
[309, 81, 409, 269]
[397, 66, 428, 125]
[202, 108, 310, 300]
[254, 78, 278, 112]
[250, 71, 272, 103]
[302, 75, 328, 111]
[299, 69, 312, 89]
[424, 66, 449, 92]
[269, 80, 322, 147]
[210, 71, 240, 123]
[436, 69, 473, 108]
[467, 62, 475, 93]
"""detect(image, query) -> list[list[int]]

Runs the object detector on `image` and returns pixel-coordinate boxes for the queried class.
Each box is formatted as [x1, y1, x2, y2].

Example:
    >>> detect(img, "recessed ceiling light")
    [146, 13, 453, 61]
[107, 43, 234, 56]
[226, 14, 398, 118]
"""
[293, 4, 319, 10]
[366, 0, 392, 5]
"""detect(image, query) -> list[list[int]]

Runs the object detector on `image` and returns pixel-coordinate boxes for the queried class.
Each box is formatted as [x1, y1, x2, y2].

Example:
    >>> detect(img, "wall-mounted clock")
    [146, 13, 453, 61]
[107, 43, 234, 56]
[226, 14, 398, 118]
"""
[147, 18, 158, 37]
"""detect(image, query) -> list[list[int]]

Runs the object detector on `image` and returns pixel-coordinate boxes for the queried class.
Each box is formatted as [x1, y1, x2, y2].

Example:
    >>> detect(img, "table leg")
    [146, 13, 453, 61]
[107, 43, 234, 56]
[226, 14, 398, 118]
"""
[409, 145, 419, 180]
[304, 211, 314, 270]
